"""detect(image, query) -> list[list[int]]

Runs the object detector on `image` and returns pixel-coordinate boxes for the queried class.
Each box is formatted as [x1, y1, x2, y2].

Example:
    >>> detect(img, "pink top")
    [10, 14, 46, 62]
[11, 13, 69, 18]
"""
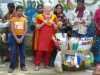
[94, 8, 100, 35]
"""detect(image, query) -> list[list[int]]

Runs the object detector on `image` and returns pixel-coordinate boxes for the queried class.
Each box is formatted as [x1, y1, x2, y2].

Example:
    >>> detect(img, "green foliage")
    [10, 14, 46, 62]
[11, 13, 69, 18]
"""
[62, 62, 85, 71]
[60, 0, 68, 11]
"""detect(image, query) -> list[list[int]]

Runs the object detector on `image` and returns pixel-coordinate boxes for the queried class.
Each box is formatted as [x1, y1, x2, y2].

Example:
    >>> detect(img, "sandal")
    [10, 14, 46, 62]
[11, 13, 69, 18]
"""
[34, 65, 40, 71]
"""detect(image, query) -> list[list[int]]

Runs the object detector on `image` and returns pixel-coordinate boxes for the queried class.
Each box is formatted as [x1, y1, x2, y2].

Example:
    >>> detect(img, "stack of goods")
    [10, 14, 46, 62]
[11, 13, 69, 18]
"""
[63, 37, 94, 71]
[54, 33, 94, 71]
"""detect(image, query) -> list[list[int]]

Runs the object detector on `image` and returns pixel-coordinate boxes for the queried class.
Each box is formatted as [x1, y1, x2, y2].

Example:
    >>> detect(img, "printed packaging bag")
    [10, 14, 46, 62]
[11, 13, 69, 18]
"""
[69, 37, 79, 53]
[78, 37, 93, 51]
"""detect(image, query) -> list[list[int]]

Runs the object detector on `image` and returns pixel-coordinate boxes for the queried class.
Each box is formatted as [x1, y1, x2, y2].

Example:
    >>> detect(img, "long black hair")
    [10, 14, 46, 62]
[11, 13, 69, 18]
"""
[37, 4, 43, 9]
[54, 4, 63, 15]
[37, 4, 43, 13]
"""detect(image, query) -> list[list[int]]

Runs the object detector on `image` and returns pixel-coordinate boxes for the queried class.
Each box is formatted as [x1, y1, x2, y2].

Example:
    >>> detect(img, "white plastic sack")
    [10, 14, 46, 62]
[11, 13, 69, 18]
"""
[54, 51, 63, 72]
[0, 33, 6, 43]
[55, 33, 68, 44]
[0, 21, 9, 28]
[55, 33, 68, 62]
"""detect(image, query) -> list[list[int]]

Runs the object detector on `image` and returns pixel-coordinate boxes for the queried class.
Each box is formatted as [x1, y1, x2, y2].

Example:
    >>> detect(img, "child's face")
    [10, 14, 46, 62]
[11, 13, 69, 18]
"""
[8, 7, 15, 13]
[16, 9, 23, 16]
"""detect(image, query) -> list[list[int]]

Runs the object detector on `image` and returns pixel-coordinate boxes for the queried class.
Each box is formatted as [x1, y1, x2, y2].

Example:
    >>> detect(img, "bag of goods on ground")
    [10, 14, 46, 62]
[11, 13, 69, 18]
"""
[78, 37, 93, 51]
[54, 51, 63, 72]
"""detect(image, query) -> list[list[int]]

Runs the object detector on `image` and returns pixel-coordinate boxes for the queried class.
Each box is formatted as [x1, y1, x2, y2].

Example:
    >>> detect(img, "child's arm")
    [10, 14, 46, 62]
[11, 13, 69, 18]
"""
[20, 19, 28, 42]
[53, 15, 59, 30]
[10, 21, 19, 43]
[52, 36, 61, 48]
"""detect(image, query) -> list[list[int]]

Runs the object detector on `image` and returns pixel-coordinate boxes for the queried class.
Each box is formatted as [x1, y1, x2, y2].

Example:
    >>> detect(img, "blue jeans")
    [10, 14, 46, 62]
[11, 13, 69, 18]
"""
[92, 36, 100, 64]
[72, 30, 79, 37]
[9, 33, 25, 69]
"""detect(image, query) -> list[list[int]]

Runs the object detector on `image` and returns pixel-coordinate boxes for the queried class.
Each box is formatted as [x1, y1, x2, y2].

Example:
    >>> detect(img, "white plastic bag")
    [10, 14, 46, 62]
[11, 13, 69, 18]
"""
[0, 33, 6, 43]
[0, 21, 9, 28]
[54, 51, 63, 72]
[74, 53, 80, 68]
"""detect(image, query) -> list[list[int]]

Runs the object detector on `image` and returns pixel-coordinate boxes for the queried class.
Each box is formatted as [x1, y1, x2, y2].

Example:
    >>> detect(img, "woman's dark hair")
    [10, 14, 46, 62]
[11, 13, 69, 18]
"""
[54, 4, 63, 15]
[75, 3, 85, 17]
[16, 5, 23, 11]
[37, 4, 43, 9]
[7, 3, 15, 9]
[37, 4, 43, 13]
[77, 0, 84, 4]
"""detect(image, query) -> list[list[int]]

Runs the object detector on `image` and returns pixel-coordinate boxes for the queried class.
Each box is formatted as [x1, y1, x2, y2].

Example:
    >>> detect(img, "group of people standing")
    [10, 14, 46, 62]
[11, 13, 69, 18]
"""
[32, 1, 91, 71]
[0, 1, 100, 75]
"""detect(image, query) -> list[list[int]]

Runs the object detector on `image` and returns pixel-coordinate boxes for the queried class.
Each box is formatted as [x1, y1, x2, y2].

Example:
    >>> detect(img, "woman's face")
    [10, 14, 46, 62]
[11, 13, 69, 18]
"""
[38, 6, 43, 13]
[56, 5, 62, 14]
[43, 6, 51, 15]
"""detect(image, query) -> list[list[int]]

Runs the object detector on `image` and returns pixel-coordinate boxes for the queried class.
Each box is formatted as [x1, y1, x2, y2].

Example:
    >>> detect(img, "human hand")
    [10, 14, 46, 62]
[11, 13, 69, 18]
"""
[52, 23, 57, 29]
[20, 38, 24, 43]
[36, 24, 42, 29]
[44, 20, 48, 24]
[58, 21, 62, 28]
[74, 22, 79, 25]
[16, 39, 21, 44]
[80, 20, 86, 24]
